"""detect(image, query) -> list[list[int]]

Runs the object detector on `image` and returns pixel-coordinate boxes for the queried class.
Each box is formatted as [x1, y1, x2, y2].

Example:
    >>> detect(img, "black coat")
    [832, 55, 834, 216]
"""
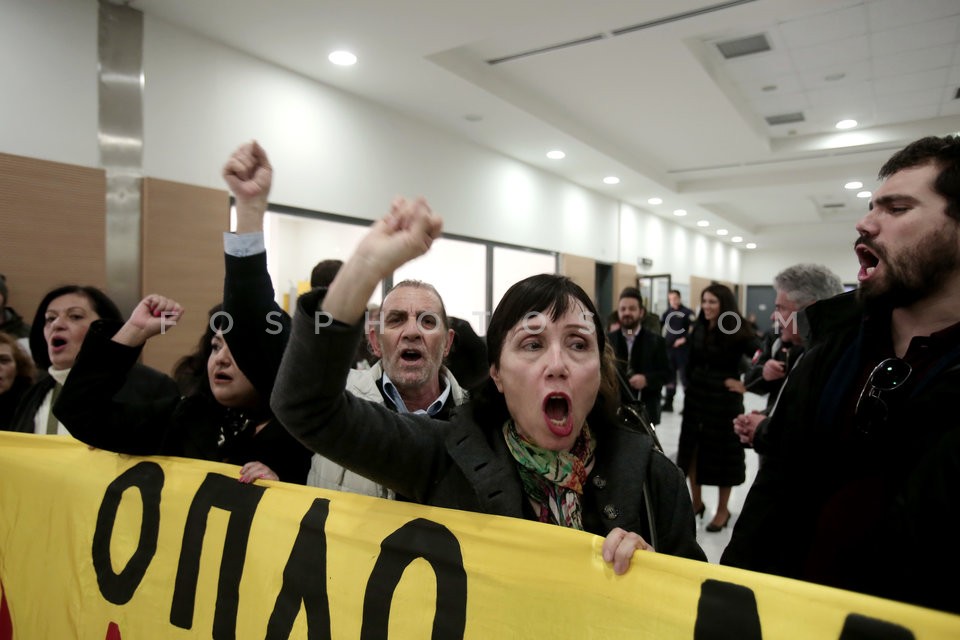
[722, 292, 960, 614]
[5, 363, 177, 434]
[272, 289, 706, 562]
[53, 250, 312, 485]
[607, 328, 669, 424]
[0, 377, 32, 430]
[676, 322, 757, 486]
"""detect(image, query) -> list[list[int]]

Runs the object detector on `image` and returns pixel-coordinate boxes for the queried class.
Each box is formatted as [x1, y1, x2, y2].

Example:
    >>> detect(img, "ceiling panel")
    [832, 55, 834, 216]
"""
[129, 0, 960, 251]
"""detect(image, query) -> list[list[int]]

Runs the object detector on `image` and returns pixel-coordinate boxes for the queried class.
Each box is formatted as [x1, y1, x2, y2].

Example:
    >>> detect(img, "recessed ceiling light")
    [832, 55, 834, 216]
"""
[546, 150, 565, 160]
[648, 197, 663, 205]
[328, 50, 357, 66]
[603, 176, 620, 185]
[857, 190, 871, 198]
[844, 181, 863, 190]
[697, 220, 710, 227]
[716, 229, 729, 236]
[731, 236, 743, 243]
[836, 119, 858, 130]
[673, 209, 687, 217]
[745, 242, 757, 249]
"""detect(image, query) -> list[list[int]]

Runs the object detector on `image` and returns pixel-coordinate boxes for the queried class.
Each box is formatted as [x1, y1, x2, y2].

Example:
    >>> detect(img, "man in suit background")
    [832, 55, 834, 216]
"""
[608, 287, 670, 424]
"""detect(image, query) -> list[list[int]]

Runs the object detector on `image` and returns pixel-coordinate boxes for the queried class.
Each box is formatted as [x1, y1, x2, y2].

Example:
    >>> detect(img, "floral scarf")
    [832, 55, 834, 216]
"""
[502, 420, 596, 530]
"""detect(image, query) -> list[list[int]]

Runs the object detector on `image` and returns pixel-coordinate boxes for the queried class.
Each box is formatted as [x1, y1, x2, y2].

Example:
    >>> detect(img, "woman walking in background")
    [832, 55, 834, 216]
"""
[676, 284, 758, 532]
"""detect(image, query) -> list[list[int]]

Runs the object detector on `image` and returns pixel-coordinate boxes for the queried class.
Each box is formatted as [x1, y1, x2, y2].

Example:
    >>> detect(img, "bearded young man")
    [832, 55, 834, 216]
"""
[607, 287, 669, 425]
[721, 135, 960, 614]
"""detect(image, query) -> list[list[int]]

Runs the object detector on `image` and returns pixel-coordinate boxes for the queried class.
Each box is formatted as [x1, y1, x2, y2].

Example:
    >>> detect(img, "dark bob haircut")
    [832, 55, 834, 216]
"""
[29, 285, 123, 369]
[473, 274, 619, 433]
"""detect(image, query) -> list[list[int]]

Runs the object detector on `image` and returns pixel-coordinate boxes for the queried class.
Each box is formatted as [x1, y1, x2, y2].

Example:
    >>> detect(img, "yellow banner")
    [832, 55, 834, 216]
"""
[0, 432, 956, 639]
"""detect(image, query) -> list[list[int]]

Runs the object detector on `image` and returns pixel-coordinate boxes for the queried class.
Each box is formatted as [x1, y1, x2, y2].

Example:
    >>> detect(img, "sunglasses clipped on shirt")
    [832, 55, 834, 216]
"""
[854, 357, 912, 435]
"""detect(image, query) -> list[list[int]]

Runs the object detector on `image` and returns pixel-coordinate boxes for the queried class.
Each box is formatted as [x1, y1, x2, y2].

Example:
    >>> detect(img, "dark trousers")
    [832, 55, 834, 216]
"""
[664, 346, 689, 401]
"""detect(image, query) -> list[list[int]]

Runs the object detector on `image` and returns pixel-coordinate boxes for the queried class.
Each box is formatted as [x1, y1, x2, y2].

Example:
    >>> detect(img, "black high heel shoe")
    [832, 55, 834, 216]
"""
[705, 512, 731, 533]
[694, 504, 706, 519]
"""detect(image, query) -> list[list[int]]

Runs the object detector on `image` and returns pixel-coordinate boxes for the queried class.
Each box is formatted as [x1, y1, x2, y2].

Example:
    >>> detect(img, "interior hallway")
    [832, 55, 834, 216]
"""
[654, 387, 766, 564]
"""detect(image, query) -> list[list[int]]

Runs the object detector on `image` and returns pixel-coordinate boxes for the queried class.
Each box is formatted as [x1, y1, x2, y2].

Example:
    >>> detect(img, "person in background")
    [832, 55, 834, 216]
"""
[735, 264, 844, 454]
[53, 141, 311, 484]
[608, 287, 669, 425]
[272, 196, 705, 572]
[676, 284, 757, 532]
[0, 274, 30, 340]
[307, 278, 469, 496]
[446, 316, 489, 391]
[4, 284, 177, 435]
[0, 332, 35, 428]
[310, 259, 343, 289]
[660, 289, 694, 413]
[722, 135, 960, 615]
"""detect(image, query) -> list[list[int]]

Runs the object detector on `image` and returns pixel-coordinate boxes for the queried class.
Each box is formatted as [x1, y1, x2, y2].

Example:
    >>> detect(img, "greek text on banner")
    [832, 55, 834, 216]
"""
[0, 432, 957, 639]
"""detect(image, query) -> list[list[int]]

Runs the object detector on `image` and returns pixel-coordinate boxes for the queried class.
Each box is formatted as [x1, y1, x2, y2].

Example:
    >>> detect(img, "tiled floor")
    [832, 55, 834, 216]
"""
[653, 387, 766, 564]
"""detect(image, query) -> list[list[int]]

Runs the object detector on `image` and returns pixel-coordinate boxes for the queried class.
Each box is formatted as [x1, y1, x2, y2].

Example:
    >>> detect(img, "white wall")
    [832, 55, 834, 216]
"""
[741, 245, 860, 287]
[0, 0, 98, 166]
[0, 0, 741, 284]
[618, 202, 741, 284]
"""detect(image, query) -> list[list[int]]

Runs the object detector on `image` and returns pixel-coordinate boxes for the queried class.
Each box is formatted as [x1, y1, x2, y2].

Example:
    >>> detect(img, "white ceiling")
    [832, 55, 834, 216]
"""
[130, 0, 960, 251]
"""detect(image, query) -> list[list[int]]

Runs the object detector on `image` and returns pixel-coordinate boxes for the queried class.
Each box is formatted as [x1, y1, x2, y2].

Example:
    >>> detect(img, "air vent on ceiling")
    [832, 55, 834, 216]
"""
[822, 203, 846, 209]
[716, 33, 770, 59]
[487, 0, 759, 65]
[954, 86, 960, 99]
[765, 112, 805, 126]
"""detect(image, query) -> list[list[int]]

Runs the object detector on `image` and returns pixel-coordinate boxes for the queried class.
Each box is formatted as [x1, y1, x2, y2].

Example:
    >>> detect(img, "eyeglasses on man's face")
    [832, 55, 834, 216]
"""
[854, 357, 912, 435]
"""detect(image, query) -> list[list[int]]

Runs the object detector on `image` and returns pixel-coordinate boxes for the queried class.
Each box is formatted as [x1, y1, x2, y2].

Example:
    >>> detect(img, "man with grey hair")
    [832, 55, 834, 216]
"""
[307, 279, 468, 497]
[735, 264, 843, 452]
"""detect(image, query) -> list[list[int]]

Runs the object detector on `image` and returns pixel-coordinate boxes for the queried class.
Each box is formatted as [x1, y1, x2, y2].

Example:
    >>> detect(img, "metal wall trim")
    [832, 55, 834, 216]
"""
[98, 0, 144, 316]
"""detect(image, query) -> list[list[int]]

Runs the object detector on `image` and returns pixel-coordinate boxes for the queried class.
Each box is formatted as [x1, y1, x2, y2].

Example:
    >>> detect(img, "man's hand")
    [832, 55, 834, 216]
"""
[733, 411, 765, 446]
[629, 373, 648, 390]
[112, 294, 184, 347]
[762, 358, 786, 381]
[223, 141, 272, 233]
[323, 196, 442, 325]
[354, 196, 443, 280]
[673, 337, 687, 348]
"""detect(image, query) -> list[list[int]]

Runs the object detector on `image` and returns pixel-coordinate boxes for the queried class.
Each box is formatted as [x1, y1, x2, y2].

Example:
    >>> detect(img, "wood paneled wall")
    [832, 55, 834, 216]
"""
[560, 253, 595, 299]
[141, 178, 229, 376]
[613, 262, 638, 301]
[0, 153, 107, 329]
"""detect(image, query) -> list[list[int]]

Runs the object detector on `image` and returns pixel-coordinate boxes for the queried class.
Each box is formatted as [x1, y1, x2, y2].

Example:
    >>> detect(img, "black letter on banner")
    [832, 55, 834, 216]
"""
[360, 518, 467, 640]
[839, 614, 914, 640]
[693, 579, 762, 640]
[170, 473, 266, 639]
[92, 461, 164, 604]
[265, 498, 332, 640]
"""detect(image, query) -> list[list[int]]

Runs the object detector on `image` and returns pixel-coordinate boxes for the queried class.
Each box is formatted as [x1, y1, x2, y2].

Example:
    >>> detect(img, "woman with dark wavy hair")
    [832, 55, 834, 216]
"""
[676, 284, 758, 533]
[273, 197, 705, 572]
[4, 284, 176, 435]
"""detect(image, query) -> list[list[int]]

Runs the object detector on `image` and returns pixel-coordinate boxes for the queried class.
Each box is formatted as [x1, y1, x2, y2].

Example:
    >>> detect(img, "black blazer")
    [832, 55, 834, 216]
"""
[607, 328, 670, 421]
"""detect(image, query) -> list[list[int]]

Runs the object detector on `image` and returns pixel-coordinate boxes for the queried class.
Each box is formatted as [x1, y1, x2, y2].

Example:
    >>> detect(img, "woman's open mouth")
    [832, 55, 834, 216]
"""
[542, 392, 573, 437]
[49, 337, 68, 352]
